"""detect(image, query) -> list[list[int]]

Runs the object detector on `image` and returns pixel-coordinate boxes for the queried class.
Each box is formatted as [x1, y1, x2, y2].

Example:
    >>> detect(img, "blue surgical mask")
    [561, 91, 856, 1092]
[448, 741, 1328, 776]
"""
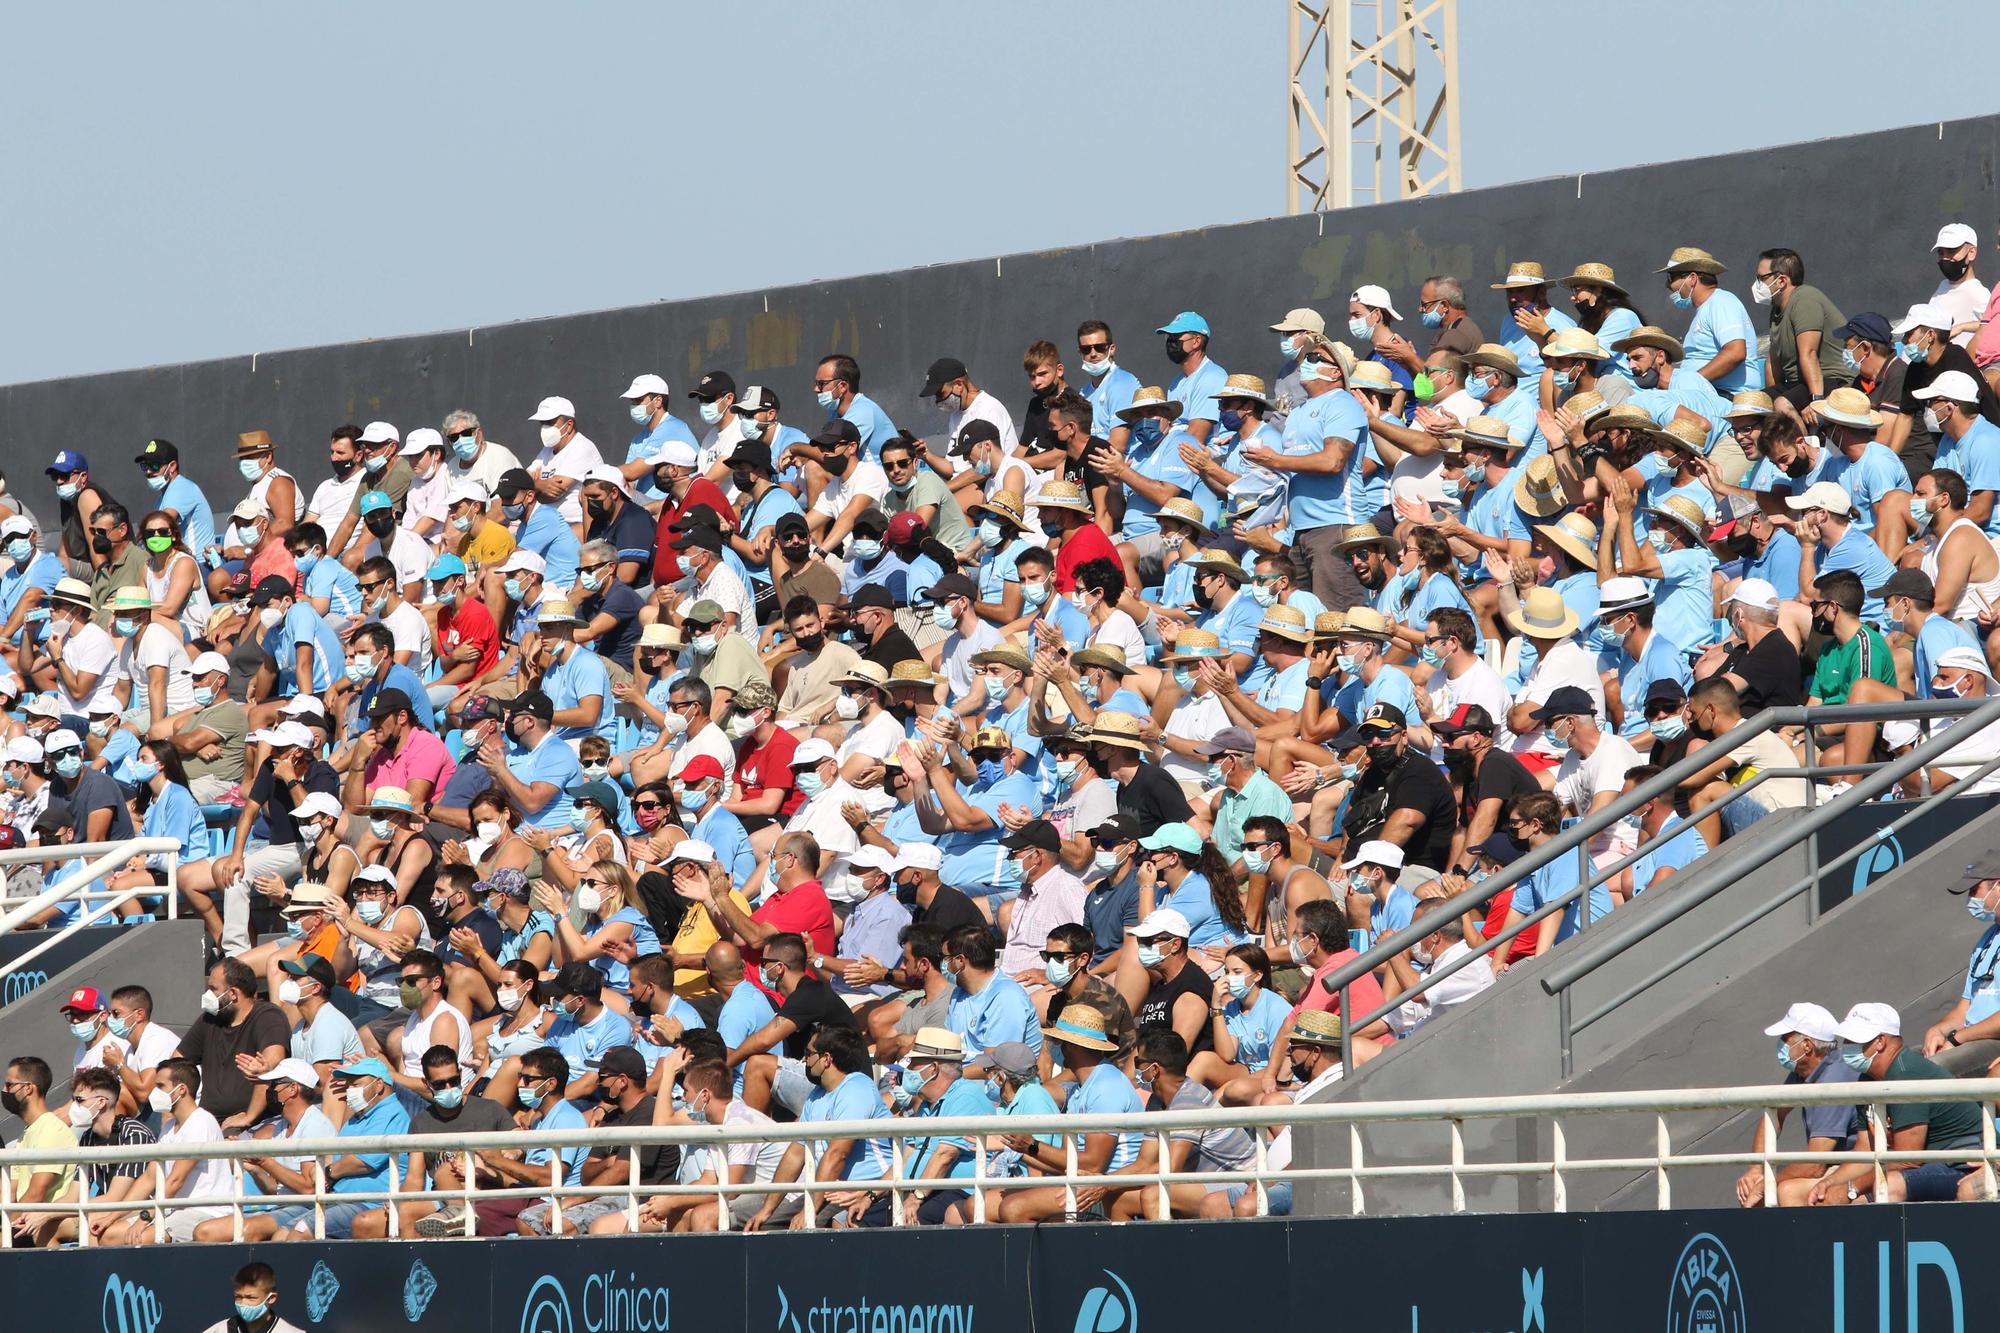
[145, 473, 169, 492]
[193, 686, 216, 707]
[1775, 1037, 1798, 1072]
[1219, 409, 1245, 434]
[1648, 531, 1672, 554]
[1078, 677, 1100, 705]
[850, 538, 883, 562]
[236, 1300, 272, 1324]
[1464, 373, 1494, 398]
[1137, 944, 1164, 968]
[1279, 335, 1301, 360]
[4, 539, 29, 564]
[285, 918, 307, 940]
[503, 577, 525, 601]
[1173, 665, 1197, 690]
[932, 601, 958, 630]
[356, 900, 386, 924]
[1347, 316, 1372, 341]
[432, 1086, 465, 1110]
[1093, 848, 1122, 872]
[502, 501, 527, 522]
[1670, 290, 1693, 310]
[295, 551, 320, 575]
[1335, 653, 1357, 674]
[1421, 308, 1444, 329]
[1225, 973, 1251, 999]
[1551, 369, 1576, 392]
[899, 1065, 927, 1098]
[453, 438, 480, 462]
[974, 457, 995, 479]
[628, 402, 654, 426]
[1840, 347, 1860, 373]
[1545, 725, 1571, 754]
[1205, 761, 1228, 787]
[1021, 581, 1048, 608]
[1419, 644, 1444, 668]
[518, 1082, 545, 1110]
[345, 657, 374, 684]
[1839, 1042, 1873, 1073]
[1909, 496, 1936, 531]
[678, 786, 711, 815]
[56, 482, 80, 501]
[54, 753, 81, 779]
[105, 1013, 132, 1039]
[364, 453, 387, 473]
[1134, 420, 1164, 446]
[976, 758, 1007, 786]
[1650, 715, 1688, 742]
[1053, 758, 1081, 785]
[1341, 761, 1361, 781]
[69, 1018, 97, 1040]
[234, 523, 260, 547]
[369, 817, 394, 840]
[816, 389, 838, 409]
[452, 514, 474, 532]
[699, 401, 724, 426]
[114, 616, 139, 637]
[795, 771, 826, 799]
[1899, 340, 1925, 364]
[569, 806, 592, 831]
[1242, 847, 1271, 875]
[239, 457, 266, 481]
[1971, 897, 1997, 924]
[129, 760, 159, 784]
[1044, 957, 1074, 988]
[978, 519, 1004, 549]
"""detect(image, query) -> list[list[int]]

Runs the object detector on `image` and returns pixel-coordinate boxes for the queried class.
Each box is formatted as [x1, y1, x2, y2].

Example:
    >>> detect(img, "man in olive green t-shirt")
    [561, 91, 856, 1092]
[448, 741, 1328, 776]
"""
[1759, 249, 1851, 409]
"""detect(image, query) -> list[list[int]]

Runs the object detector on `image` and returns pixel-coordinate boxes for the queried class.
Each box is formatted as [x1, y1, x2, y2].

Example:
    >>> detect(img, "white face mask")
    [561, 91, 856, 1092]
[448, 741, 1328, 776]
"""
[344, 1084, 371, 1113]
[148, 1086, 176, 1113]
[496, 986, 524, 1012]
[476, 820, 505, 844]
[67, 1099, 99, 1129]
[277, 979, 303, 1005]
[575, 886, 603, 915]
[539, 423, 563, 449]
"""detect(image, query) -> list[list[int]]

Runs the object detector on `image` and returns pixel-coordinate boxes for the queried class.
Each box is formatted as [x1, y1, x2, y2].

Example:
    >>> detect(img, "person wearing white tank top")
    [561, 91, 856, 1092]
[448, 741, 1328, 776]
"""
[386, 952, 472, 1093]
[1914, 475, 2000, 626]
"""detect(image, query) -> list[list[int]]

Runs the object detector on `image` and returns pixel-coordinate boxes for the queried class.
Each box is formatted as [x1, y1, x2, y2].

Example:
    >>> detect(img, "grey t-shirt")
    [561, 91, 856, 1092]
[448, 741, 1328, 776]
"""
[410, 1094, 514, 1138]
[894, 987, 953, 1037]
[1788, 1055, 1862, 1144]
[1160, 1079, 1257, 1171]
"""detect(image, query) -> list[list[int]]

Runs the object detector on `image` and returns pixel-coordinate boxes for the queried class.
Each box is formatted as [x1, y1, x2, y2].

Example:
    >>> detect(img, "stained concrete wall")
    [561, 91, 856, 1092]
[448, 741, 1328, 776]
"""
[1, 116, 1995, 517]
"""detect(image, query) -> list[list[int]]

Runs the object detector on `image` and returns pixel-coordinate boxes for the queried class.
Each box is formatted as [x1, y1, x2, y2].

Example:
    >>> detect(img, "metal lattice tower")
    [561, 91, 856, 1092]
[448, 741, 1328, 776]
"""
[1287, 0, 1461, 213]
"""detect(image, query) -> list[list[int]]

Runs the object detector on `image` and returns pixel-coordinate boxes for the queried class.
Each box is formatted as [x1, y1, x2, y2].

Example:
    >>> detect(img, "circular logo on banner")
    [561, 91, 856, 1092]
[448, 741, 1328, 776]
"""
[1074, 1269, 1138, 1333]
[1666, 1232, 1746, 1333]
[520, 1276, 575, 1333]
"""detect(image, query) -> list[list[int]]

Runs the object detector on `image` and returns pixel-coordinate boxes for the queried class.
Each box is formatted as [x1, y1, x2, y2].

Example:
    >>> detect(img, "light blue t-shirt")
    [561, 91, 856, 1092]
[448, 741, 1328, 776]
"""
[546, 1004, 635, 1073]
[1629, 818, 1708, 894]
[291, 1003, 364, 1067]
[1497, 306, 1576, 394]
[1822, 443, 1912, 535]
[264, 600, 346, 695]
[1747, 528, 1803, 602]
[0, 551, 63, 627]
[1067, 1061, 1145, 1170]
[514, 733, 584, 827]
[840, 392, 899, 459]
[947, 974, 1043, 1063]
[717, 981, 776, 1095]
[1118, 427, 1199, 539]
[1961, 925, 2000, 1026]
[1817, 528, 1898, 627]
[158, 475, 216, 559]
[1611, 632, 1693, 740]
[1510, 847, 1612, 945]
[977, 536, 1033, 605]
[524, 1097, 592, 1187]
[1650, 545, 1718, 653]
[516, 504, 581, 588]
[1934, 418, 2000, 536]
[544, 645, 615, 743]
[802, 1070, 893, 1180]
[1224, 989, 1292, 1072]
[1682, 290, 1762, 393]
[1914, 614, 1981, 698]
[301, 556, 363, 622]
[907, 1078, 996, 1181]
[1284, 389, 1371, 530]
[1084, 365, 1141, 442]
[1171, 357, 1229, 426]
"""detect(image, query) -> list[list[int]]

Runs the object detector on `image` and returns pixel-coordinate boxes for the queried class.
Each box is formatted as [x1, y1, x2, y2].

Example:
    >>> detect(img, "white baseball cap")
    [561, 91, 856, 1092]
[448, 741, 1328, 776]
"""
[291, 791, 343, 822]
[1893, 303, 1953, 335]
[621, 374, 670, 400]
[530, 396, 577, 422]
[1135, 907, 1192, 940]
[22, 695, 61, 720]
[850, 845, 898, 873]
[263, 720, 315, 751]
[1912, 370, 1982, 403]
[497, 550, 547, 576]
[446, 480, 491, 507]
[401, 427, 443, 457]
[0, 515, 32, 539]
[791, 738, 837, 768]
[190, 651, 230, 678]
[258, 1057, 322, 1088]
[582, 464, 631, 493]
[652, 440, 698, 469]
[42, 727, 81, 754]
[1762, 1001, 1839, 1044]
[1342, 838, 1407, 871]
[2, 736, 42, 765]
[1835, 1001, 1901, 1044]
[1724, 578, 1780, 612]
[232, 496, 271, 522]
[667, 839, 715, 865]
[1933, 645, 1992, 678]
[1935, 223, 1979, 251]
[893, 843, 943, 873]
[279, 695, 323, 717]
[1784, 481, 1857, 517]
[1350, 284, 1403, 320]
[358, 421, 400, 445]
[1882, 720, 1922, 751]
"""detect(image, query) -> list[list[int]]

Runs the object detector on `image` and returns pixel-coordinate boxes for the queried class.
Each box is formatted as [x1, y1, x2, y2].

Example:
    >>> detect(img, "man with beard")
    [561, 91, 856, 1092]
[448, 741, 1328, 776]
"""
[802, 419, 890, 559]
[1335, 703, 1455, 872]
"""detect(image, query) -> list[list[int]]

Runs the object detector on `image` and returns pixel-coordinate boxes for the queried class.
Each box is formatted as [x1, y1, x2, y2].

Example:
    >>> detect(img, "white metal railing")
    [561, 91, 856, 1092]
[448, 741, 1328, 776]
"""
[3, 1078, 1996, 1243]
[0, 837, 182, 982]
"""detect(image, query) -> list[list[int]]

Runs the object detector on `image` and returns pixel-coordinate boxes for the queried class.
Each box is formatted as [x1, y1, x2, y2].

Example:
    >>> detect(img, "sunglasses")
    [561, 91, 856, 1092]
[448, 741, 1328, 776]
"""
[1078, 342, 1110, 354]
[1038, 950, 1076, 963]
[577, 878, 610, 891]
[357, 579, 390, 593]
[143, 528, 173, 538]
[632, 799, 664, 811]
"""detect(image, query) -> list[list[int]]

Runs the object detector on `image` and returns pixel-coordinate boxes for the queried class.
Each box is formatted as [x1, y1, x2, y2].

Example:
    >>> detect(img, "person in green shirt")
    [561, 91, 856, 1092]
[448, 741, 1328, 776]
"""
[881, 433, 974, 557]
[1807, 569, 1897, 708]
[1757, 248, 1850, 411]
[1200, 726, 1297, 868]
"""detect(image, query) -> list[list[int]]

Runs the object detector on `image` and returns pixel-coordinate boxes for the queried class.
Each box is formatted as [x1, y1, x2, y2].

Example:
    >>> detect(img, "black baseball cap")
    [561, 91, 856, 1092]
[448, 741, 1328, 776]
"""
[508, 690, 555, 723]
[1432, 703, 1495, 737]
[366, 688, 415, 721]
[1832, 312, 1892, 347]
[280, 954, 338, 991]
[810, 419, 860, 448]
[554, 961, 602, 999]
[1643, 680, 1687, 715]
[951, 419, 1001, 457]
[1868, 568, 1935, 602]
[670, 505, 725, 533]
[850, 584, 896, 611]
[1087, 813, 1142, 843]
[495, 468, 535, 501]
[1000, 820, 1060, 854]
[1530, 685, 1596, 723]
[774, 512, 809, 540]
[135, 438, 180, 467]
[247, 574, 296, 607]
[724, 441, 773, 474]
[674, 526, 723, 553]
[923, 573, 979, 605]
[33, 796, 72, 834]
[589, 1046, 648, 1080]
[920, 357, 968, 398]
[689, 371, 737, 402]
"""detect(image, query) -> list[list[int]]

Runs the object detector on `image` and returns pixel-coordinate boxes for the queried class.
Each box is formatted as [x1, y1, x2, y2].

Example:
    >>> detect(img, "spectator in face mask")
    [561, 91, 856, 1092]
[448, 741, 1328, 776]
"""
[1383, 897, 1494, 1039]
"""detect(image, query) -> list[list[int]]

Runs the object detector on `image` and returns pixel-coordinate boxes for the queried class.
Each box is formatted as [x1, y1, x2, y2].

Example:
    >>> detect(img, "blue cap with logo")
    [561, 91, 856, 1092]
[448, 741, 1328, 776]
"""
[425, 553, 467, 581]
[334, 1057, 393, 1082]
[359, 490, 394, 515]
[45, 449, 87, 476]
[1155, 311, 1211, 336]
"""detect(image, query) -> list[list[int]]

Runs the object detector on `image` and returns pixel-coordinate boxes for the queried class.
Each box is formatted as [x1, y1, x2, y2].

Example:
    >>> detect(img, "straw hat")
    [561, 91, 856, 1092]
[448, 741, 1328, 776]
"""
[1186, 547, 1247, 582]
[1254, 604, 1312, 643]
[1339, 606, 1394, 641]
[1153, 497, 1210, 537]
[969, 725, 1014, 753]
[235, 430, 274, 457]
[1564, 390, 1608, 422]
[1656, 246, 1727, 276]
[836, 659, 891, 690]
[282, 883, 336, 915]
[1609, 326, 1684, 360]
[1506, 586, 1581, 640]
[638, 622, 685, 651]
[367, 786, 417, 815]
[1042, 1003, 1118, 1052]
[1534, 512, 1600, 569]
[887, 659, 939, 688]
[1542, 327, 1609, 362]
[1595, 404, 1658, 434]
[1348, 361, 1398, 394]
[1163, 627, 1227, 663]
[1312, 610, 1349, 639]
[1331, 522, 1398, 553]
[1080, 710, 1149, 751]
[1071, 646, 1134, 677]
[1216, 373, 1271, 406]
[1648, 414, 1711, 456]
[1447, 416, 1523, 452]
[107, 586, 150, 612]
[537, 597, 582, 627]
[1490, 261, 1550, 290]
[1028, 480, 1094, 514]
[909, 1027, 966, 1061]
[1115, 385, 1184, 422]
[1458, 344, 1526, 378]
[48, 577, 92, 608]
[968, 489, 1027, 528]
[1300, 336, 1357, 379]
[1809, 385, 1883, 430]
[970, 637, 1033, 673]
[1724, 390, 1774, 420]
[1290, 1008, 1346, 1048]
[1645, 494, 1711, 542]
[1512, 456, 1567, 519]
[1555, 262, 1628, 300]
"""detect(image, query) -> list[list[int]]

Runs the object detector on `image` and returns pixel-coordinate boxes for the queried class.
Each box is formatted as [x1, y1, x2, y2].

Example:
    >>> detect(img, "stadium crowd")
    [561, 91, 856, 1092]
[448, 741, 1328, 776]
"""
[8, 228, 2000, 1240]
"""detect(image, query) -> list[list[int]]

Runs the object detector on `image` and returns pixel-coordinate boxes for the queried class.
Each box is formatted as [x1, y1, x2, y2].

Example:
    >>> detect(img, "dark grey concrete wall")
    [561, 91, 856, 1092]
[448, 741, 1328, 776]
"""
[2, 116, 1996, 512]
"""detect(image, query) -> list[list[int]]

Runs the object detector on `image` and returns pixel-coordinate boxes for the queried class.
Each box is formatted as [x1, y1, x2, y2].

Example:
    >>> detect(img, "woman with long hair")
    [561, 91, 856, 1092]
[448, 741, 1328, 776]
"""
[439, 789, 536, 881]
[137, 508, 212, 639]
[103, 739, 206, 919]
[539, 859, 662, 1000]
[1191, 943, 1297, 1103]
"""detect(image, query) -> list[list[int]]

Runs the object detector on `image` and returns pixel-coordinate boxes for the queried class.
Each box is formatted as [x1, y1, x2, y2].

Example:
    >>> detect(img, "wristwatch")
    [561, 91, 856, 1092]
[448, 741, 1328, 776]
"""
[1947, 1029, 1962, 1047]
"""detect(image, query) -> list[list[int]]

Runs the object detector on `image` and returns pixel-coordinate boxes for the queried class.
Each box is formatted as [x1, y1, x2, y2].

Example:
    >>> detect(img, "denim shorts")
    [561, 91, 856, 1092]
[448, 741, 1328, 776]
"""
[1901, 1161, 1973, 1202]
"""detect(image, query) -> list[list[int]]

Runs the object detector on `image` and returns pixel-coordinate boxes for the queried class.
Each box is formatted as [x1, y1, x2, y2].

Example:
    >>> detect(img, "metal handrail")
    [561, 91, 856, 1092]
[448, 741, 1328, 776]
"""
[0, 836, 182, 939]
[1313, 695, 1995, 1072]
[6, 1078, 1995, 1237]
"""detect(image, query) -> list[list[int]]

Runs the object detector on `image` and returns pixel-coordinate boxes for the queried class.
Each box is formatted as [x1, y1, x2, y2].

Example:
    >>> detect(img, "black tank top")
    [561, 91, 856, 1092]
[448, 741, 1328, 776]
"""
[1138, 958, 1215, 1056]
[59, 482, 116, 564]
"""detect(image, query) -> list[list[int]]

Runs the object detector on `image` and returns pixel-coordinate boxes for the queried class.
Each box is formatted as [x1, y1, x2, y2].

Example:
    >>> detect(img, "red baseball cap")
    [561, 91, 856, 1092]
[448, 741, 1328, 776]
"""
[678, 755, 726, 784]
[886, 511, 928, 544]
[61, 986, 104, 1014]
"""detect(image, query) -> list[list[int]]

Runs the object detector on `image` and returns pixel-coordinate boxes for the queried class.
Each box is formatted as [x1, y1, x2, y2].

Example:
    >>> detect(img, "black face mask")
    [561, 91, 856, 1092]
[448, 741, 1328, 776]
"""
[330, 457, 358, 480]
[1366, 740, 1401, 767]
[1783, 455, 1813, 478]
[1632, 367, 1661, 390]
[91, 533, 115, 555]
[653, 468, 678, 493]
[1192, 583, 1215, 610]
[584, 499, 608, 519]
[730, 470, 756, 493]
[780, 540, 810, 562]
[793, 630, 825, 654]
[0, 1087, 21, 1116]
[364, 512, 395, 539]
[895, 877, 919, 906]
[1727, 533, 1757, 559]
[1443, 747, 1475, 777]
[1810, 613, 1835, 636]
[1164, 336, 1191, 366]
[1941, 257, 1971, 282]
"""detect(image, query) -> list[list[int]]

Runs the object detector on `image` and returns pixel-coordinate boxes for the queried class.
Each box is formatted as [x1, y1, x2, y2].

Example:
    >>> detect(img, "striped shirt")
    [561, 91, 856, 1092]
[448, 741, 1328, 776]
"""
[80, 1116, 156, 1195]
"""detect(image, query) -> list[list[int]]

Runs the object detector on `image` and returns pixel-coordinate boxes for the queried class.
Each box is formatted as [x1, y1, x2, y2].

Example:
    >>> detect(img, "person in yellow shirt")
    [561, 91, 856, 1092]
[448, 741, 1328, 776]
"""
[446, 480, 516, 573]
[4, 1056, 78, 1241]
[655, 841, 754, 995]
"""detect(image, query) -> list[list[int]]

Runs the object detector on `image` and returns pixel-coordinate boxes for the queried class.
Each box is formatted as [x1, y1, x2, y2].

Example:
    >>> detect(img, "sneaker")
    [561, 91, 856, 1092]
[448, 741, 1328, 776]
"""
[413, 1206, 465, 1238]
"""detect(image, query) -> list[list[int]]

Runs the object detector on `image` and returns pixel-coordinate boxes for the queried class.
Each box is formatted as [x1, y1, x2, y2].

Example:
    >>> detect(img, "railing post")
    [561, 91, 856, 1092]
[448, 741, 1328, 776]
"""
[0, 1159, 13, 1248]
[803, 1144, 820, 1229]
[1252, 1127, 1270, 1218]
[1575, 839, 1593, 933]
[972, 1134, 988, 1225]
[165, 854, 179, 921]
[1983, 1103, 1998, 1202]
[1339, 983, 1353, 1072]
[549, 1157, 563, 1236]
[1061, 1134, 1078, 1219]
[627, 1146, 641, 1233]
[231, 1159, 245, 1242]
[1760, 1108, 1779, 1208]
[1801, 726, 1821, 924]
[1154, 1130, 1172, 1220]
[385, 1153, 400, 1237]
[888, 1136, 907, 1228]
[1655, 1115, 1672, 1209]
[1550, 1120, 1567, 1212]
[1557, 987, 1573, 1080]
[1449, 1119, 1465, 1214]
[1348, 1124, 1365, 1216]
[461, 1150, 476, 1237]
[312, 1158, 326, 1240]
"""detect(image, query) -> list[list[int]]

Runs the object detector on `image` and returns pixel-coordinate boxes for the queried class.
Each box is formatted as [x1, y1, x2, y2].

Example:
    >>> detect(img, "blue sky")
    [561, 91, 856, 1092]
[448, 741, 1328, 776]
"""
[3, 1, 1994, 384]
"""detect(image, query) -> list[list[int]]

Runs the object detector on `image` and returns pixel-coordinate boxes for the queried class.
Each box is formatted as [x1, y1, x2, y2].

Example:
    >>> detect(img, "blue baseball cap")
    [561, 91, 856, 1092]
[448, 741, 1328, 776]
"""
[359, 490, 394, 515]
[45, 450, 87, 476]
[1155, 311, 1211, 337]
[425, 553, 467, 581]
[334, 1057, 393, 1082]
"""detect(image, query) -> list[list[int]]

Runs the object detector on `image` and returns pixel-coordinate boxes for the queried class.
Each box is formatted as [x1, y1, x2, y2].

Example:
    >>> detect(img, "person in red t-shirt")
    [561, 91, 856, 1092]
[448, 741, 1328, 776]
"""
[650, 443, 738, 586]
[1263, 899, 1394, 1089]
[724, 681, 801, 860]
[679, 829, 835, 999]
[425, 554, 498, 719]
[1032, 481, 1116, 592]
